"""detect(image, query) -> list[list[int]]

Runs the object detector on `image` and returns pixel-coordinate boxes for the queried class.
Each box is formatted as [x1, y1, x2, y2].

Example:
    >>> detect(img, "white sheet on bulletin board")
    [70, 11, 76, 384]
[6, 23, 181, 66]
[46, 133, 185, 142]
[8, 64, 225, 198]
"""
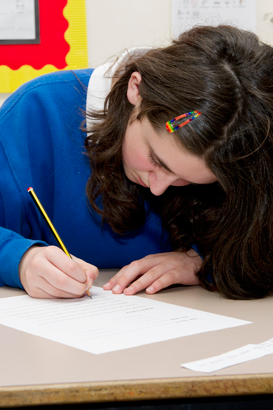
[0, 0, 36, 40]
[172, 0, 256, 37]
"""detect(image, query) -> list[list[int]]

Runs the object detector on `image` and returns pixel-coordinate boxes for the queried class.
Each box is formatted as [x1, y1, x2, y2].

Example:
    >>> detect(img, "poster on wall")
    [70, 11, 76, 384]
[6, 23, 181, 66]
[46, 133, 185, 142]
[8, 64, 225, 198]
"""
[172, 0, 256, 37]
[0, 0, 40, 44]
[0, 0, 88, 92]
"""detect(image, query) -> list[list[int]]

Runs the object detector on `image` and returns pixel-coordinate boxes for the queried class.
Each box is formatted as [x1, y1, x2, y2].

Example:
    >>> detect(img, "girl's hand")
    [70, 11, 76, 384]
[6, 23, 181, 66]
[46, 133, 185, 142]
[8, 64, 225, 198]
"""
[19, 246, 99, 298]
[103, 250, 202, 295]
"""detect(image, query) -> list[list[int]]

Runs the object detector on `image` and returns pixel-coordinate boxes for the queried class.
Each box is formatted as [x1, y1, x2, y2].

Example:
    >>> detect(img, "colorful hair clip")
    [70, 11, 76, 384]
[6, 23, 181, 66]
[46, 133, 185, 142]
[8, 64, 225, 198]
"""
[166, 111, 202, 133]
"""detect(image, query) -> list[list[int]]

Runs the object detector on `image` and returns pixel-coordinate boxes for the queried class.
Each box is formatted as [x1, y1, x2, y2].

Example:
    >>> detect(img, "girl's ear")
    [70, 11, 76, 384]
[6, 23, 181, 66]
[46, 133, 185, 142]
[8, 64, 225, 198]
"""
[127, 72, 142, 106]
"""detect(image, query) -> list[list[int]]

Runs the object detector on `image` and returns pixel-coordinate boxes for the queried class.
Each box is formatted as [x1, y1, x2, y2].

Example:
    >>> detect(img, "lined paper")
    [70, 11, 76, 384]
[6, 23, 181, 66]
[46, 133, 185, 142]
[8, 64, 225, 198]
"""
[0, 287, 250, 354]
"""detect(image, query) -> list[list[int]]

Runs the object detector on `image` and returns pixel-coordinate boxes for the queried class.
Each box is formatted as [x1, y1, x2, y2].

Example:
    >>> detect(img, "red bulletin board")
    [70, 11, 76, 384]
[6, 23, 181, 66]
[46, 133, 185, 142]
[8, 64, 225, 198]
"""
[0, 0, 88, 92]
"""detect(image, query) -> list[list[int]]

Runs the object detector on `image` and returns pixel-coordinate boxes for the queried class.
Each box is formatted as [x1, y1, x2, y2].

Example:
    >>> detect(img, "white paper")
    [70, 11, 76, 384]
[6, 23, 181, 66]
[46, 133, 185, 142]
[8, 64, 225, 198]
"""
[172, 0, 256, 38]
[0, 0, 36, 40]
[182, 338, 273, 373]
[0, 287, 250, 355]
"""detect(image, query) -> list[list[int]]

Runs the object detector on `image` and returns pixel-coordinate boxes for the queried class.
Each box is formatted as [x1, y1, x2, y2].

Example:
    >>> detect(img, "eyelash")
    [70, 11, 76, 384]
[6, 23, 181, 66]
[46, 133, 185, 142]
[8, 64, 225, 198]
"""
[148, 152, 162, 168]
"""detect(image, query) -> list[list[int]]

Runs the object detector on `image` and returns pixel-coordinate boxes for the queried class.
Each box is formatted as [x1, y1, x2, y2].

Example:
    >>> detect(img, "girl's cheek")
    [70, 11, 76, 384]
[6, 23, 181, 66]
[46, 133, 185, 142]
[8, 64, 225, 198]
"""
[132, 152, 150, 170]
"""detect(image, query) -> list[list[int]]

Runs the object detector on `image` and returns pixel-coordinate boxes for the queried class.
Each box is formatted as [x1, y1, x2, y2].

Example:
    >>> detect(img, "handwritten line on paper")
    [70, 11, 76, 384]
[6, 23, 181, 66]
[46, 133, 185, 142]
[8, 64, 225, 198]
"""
[181, 338, 273, 373]
[0, 286, 251, 355]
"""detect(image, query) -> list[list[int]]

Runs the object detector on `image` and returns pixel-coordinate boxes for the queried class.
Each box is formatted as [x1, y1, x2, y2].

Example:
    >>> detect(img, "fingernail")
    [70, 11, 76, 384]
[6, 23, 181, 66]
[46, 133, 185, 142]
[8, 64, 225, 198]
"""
[112, 284, 120, 292]
[146, 286, 154, 293]
[126, 286, 133, 292]
[86, 278, 93, 291]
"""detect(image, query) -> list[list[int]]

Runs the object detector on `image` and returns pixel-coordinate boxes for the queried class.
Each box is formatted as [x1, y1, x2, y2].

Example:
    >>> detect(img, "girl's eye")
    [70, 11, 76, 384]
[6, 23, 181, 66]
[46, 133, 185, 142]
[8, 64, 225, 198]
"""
[148, 152, 162, 168]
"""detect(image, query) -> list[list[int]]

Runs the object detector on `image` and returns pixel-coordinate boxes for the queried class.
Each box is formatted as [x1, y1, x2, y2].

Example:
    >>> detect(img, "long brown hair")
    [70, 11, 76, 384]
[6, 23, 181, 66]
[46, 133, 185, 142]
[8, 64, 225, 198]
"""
[85, 25, 273, 300]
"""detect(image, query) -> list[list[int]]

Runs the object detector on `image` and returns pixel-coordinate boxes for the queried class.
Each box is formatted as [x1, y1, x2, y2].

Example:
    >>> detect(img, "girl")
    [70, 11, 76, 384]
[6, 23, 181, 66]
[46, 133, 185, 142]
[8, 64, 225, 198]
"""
[1, 25, 273, 300]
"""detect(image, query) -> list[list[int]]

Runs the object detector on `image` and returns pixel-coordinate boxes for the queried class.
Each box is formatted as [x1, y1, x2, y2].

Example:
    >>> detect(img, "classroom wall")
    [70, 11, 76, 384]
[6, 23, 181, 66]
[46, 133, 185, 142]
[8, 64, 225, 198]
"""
[85, 0, 171, 68]
[86, 0, 273, 69]
[0, 0, 273, 106]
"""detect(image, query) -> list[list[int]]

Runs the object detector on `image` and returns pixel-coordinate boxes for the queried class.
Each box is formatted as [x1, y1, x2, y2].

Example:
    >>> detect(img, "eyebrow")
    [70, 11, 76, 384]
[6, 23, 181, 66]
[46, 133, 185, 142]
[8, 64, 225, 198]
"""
[149, 144, 201, 186]
[149, 146, 175, 174]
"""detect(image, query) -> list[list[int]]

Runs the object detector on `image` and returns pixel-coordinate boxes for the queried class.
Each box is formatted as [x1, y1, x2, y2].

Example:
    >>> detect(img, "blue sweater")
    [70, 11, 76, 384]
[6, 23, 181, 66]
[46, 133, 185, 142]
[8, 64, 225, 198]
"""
[0, 69, 171, 289]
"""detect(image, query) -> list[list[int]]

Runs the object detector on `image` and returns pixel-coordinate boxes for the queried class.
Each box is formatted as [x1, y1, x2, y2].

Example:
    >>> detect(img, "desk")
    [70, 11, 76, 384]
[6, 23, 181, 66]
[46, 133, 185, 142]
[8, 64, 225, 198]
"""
[0, 269, 273, 408]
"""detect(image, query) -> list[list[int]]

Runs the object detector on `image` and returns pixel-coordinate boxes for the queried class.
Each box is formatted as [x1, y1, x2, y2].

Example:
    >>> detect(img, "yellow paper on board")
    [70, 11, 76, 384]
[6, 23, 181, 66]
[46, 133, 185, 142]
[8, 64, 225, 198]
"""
[0, 0, 88, 93]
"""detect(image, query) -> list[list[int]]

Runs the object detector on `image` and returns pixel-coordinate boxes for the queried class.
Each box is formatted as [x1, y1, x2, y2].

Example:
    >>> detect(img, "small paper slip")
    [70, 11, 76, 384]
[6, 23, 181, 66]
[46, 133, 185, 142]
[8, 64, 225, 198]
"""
[181, 338, 273, 373]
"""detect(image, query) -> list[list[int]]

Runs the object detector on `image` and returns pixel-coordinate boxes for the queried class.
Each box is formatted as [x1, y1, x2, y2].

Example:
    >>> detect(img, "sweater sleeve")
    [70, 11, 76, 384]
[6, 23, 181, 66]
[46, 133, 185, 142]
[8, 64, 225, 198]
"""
[0, 69, 92, 289]
[0, 228, 47, 288]
[0, 136, 48, 288]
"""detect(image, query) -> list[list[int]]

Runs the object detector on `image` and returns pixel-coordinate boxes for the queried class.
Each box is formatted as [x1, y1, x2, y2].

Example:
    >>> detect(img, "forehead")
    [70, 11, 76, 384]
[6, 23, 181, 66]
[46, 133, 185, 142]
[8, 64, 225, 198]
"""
[141, 118, 217, 184]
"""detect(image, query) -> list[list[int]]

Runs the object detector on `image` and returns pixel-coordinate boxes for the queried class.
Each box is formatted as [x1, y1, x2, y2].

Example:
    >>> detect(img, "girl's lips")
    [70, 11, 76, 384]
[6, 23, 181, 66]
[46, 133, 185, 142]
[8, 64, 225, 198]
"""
[137, 175, 149, 188]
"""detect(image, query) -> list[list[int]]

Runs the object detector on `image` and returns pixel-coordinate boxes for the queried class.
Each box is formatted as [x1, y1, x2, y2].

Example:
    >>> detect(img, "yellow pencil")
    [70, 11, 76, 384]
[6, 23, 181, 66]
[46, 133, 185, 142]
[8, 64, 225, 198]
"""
[27, 187, 92, 298]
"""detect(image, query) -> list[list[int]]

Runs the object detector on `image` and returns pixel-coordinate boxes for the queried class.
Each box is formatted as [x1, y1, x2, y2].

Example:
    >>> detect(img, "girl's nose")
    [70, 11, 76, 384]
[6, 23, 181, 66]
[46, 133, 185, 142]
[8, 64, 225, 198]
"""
[148, 172, 174, 196]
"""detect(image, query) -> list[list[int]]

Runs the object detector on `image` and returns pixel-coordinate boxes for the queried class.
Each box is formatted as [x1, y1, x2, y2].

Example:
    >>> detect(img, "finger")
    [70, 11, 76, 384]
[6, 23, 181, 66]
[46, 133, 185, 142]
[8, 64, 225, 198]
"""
[38, 260, 90, 296]
[72, 257, 98, 293]
[27, 288, 55, 299]
[102, 266, 129, 290]
[123, 263, 170, 295]
[72, 256, 99, 283]
[112, 258, 169, 294]
[103, 254, 169, 291]
[145, 270, 179, 294]
[47, 248, 87, 283]
[25, 275, 86, 299]
[40, 277, 87, 298]
[111, 261, 153, 293]
[145, 267, 200, 294]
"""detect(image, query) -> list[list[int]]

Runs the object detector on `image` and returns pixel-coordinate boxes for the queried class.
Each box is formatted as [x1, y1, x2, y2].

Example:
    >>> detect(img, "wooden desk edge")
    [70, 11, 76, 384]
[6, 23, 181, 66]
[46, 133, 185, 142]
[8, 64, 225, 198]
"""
[1, 374, 273, 408]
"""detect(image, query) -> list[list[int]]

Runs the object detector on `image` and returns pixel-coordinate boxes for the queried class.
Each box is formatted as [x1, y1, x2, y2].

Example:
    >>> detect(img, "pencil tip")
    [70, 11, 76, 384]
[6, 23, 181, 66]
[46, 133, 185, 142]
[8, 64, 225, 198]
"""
[86, 289, 92, 298]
